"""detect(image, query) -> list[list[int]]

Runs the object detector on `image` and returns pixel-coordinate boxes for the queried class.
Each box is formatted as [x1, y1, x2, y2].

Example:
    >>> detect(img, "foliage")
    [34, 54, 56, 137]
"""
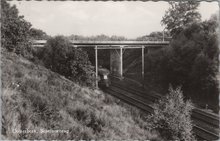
[161, 1, 201, 37]
[68, 34, 127, 41]
[169, 16, 219, 98]
[145, 15, 219, 112]
[190, 52, 218, 104]
[146, 86, 195, 141]
[29, 28, 49, 40]
[42, 36, 96, 87]
[1, 0, 32, 56]
[136, 31, 170, 41]
[144, 48, 171, 91]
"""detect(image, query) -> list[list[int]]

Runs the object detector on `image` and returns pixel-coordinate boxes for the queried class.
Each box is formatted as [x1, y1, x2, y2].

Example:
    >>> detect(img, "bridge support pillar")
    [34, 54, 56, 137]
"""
[95, 46, 98, 88]
[142, 46, 145, 88]
[120, 46, 123, 79]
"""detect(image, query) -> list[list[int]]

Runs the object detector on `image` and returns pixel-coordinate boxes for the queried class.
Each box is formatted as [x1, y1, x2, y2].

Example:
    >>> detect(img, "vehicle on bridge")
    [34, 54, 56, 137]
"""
[98, 67, 111, 88]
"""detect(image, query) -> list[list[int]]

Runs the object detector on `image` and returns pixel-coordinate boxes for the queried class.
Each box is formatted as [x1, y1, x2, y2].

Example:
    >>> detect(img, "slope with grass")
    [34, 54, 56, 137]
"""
[1, 50, 160, 140]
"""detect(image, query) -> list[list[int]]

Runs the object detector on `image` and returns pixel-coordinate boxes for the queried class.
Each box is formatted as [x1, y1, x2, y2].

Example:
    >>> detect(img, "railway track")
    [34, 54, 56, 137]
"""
[111, 80, 219, 128]
[193, 125, 219, 140]
[104, 81, 219, 140]
[192, 108, 219, 128]
[106, 87, 153, 113]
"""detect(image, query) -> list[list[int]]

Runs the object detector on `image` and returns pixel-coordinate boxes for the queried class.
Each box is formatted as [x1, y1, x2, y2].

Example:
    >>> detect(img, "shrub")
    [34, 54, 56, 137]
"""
[146, 86, 195, 141]
[42, 36, 96, 87]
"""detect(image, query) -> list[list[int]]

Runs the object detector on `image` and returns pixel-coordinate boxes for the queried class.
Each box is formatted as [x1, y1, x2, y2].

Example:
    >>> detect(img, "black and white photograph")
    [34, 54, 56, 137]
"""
[1, 0, 219, 140]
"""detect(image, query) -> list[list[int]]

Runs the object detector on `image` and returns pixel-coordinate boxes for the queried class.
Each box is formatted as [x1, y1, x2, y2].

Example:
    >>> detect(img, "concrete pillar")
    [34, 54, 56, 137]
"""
[95, 46, 98, 88]
[142, 46, 144, 79]
[120, 46, 123, 78]
[142, 46, 145, 88]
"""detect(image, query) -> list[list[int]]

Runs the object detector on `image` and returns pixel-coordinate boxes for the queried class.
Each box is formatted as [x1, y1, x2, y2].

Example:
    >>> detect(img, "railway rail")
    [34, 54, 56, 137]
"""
[192, 108, 219, 128]
[111, 80, 219, 128]
[104, 80, 219, 140]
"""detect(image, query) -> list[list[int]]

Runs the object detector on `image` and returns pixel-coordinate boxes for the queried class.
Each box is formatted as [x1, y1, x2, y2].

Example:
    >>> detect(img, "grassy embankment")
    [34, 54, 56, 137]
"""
[1, 50, 160, 140]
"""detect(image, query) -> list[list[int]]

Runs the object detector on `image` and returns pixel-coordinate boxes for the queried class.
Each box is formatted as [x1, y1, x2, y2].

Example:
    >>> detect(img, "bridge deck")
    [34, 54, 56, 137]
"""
[71, 40, 169, 45]
[31, 40, 170, 49]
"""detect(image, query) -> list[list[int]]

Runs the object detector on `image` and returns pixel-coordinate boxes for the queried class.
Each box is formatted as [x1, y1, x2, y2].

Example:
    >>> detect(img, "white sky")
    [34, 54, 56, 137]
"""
[9, 1, 219, 39]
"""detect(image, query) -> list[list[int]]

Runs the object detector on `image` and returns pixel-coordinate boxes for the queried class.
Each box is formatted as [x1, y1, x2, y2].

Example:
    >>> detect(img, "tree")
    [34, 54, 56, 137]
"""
[1, 0, 32, 55]
[190, 53, 218, 102]
[68, 34, 127, 41]
[43, 36, 71, 74]
[145, 15, 219, 112]
[168, 16, 218, 110]
[161, 1, 201, 37]
[136, 31, 170, 41]
[110, 35, 127, 41]
[146, 87, 194, 140]
[29, 28, 49, 40]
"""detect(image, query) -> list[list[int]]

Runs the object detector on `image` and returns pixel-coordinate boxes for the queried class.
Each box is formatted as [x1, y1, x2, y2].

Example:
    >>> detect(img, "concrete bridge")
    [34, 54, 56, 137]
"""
[31, 40, 170, 87]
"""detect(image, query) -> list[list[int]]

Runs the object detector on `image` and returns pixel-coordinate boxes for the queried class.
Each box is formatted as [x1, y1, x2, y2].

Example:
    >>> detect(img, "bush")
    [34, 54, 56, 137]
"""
[146, 86, 195, 141]
[42, 36, 96, 87]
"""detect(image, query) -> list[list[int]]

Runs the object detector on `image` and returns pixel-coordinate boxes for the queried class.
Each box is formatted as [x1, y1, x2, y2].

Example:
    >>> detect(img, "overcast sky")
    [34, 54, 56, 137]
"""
[9, 1, 219, 39]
